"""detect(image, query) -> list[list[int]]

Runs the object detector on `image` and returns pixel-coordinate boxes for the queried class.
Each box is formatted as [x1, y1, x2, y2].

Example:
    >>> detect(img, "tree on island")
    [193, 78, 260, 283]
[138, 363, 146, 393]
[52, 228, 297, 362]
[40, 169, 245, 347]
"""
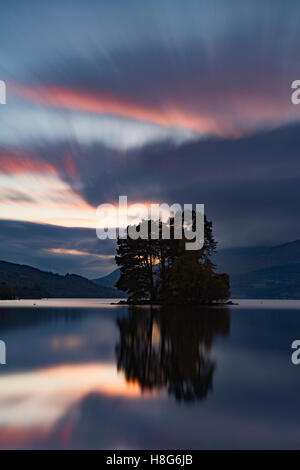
[115, 213, 230, 304]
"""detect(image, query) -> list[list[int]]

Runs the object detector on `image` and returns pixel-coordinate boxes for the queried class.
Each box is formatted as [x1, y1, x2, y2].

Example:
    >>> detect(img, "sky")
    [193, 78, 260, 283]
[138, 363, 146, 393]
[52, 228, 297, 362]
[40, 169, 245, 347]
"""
[0, 0, 300, 278]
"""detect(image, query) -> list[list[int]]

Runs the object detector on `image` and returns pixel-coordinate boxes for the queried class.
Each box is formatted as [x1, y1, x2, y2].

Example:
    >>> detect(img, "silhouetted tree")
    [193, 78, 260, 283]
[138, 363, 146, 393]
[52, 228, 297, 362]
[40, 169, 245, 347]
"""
[116, 220, 159, 302]
[115, 213, 230, 304]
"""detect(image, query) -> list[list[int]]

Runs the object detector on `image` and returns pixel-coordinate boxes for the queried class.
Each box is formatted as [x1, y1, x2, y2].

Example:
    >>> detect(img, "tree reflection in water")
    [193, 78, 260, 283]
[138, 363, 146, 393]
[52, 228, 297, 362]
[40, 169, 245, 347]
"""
[116, 305, 230, 403]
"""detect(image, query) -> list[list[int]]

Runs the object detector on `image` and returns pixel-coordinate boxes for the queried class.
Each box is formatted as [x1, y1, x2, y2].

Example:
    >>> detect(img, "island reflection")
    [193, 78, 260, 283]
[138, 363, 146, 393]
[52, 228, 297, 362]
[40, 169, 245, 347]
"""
[116, 305, 230, 403]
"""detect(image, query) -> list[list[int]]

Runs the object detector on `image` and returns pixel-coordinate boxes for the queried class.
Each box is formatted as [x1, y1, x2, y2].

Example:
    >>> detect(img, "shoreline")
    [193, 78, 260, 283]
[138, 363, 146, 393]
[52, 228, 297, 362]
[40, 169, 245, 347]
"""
[113, 300, 238, 306]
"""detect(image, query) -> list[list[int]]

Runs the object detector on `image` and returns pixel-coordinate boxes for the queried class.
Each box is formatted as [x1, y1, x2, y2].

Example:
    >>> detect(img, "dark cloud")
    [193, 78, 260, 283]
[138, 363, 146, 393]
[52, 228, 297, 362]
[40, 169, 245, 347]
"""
[0, 220, 116, 278]
[0, 121, 299, 275]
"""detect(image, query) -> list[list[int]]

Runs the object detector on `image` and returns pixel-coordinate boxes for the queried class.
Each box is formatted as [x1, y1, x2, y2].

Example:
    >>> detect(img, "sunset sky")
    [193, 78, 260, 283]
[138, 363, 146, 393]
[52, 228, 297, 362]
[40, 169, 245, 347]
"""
[0, 0, 300, 277]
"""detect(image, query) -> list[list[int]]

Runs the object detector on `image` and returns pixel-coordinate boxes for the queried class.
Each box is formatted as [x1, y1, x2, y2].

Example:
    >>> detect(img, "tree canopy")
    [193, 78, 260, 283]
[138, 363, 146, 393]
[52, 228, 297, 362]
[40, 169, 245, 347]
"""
[115, 213, 230, 304]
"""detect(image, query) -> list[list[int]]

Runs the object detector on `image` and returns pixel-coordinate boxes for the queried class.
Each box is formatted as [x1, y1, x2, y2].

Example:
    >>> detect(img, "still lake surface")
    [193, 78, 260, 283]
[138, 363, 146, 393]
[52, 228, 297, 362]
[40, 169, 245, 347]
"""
[0, 298, 299, 449]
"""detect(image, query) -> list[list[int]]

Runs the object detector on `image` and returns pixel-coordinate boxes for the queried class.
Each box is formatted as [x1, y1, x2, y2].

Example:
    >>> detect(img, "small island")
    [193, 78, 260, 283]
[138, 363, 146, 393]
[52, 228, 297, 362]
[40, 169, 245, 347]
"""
[115, 214, 230, 305]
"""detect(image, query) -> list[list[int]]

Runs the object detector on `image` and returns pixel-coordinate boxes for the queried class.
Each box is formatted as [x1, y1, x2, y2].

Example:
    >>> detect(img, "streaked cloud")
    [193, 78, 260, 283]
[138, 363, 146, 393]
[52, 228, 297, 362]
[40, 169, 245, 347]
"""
[0, 150, 57, 175]
[11, 83, 224, 136]
[0, 103, 198, 150]
[0, 171, 96, 228]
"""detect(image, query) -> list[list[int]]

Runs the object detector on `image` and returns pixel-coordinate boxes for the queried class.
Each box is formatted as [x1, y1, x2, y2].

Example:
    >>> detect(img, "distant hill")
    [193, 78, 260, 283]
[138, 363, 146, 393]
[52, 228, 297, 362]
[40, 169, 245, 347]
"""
[212, 246, 269, 275]
[93, 266, 164, 289]
[213, 239, 300, 299]
[94, 240, 300, 299]
[213, 240, 300, 276]
[0, 260, 125, 299]
[263, 240, 300, 268]
[92, 269, 121, 288]
[231, 263, 300, 299]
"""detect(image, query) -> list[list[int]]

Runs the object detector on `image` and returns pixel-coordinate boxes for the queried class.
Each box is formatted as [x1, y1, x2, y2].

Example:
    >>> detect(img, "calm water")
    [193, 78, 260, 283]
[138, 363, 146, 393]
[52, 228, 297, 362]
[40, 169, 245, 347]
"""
[0, 298, 299, 449]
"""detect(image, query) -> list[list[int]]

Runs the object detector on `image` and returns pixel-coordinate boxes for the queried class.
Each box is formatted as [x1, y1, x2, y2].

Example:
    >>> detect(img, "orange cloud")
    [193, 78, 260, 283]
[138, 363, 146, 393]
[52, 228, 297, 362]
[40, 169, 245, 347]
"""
[0, 151, 57, 176]
[11, 83, 228, 136]
[0, 426, 50, 448]
[48, 248, 115, 259]
[64, 154, 77, 179]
